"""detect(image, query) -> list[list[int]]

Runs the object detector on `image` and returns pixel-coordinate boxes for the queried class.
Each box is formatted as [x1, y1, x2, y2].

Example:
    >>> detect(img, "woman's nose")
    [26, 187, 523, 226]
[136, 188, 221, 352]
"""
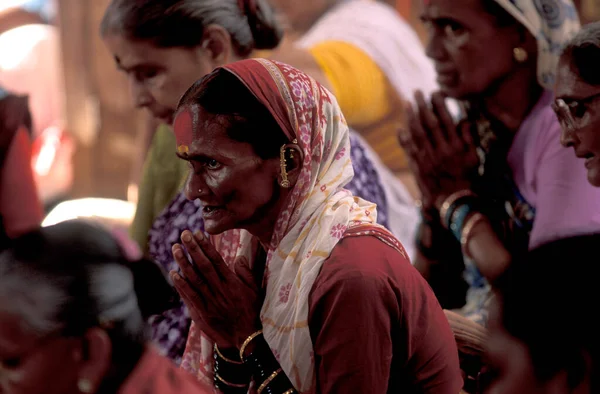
[184, 172, 207, 201]
[560, 125, 577, 147]
[425, 31, 445, 62]
[129, 79, 152, 109]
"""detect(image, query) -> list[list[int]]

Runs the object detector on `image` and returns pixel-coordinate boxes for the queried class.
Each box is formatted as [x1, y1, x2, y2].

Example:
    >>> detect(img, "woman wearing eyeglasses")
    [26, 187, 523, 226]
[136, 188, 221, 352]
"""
[556, 21, 600, 188]
[400, 0, 600, 324]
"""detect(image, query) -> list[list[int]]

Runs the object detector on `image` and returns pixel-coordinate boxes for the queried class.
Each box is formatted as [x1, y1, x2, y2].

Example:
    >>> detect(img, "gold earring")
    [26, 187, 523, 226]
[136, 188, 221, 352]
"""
[513, 47, 528, 63]
[280, 142, 290, 188]
[289, 139, 297, 159]
[77, 379, 93, 393]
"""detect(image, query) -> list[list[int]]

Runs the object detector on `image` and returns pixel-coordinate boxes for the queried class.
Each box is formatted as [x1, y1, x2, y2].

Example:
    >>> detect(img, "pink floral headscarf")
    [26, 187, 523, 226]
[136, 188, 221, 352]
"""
[180, 59, 384, 393]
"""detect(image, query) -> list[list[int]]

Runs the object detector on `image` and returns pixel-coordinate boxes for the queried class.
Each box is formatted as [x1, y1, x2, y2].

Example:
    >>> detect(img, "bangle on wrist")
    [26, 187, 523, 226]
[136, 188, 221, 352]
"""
[460, 213, 486, 259]
[449, 204, 475, 242]
[438, 190, 477, 229]
[215, 374, 249, 389]
[257, 368, 282, 394]
[213, 358, 251, 390]
[242, 339, 297, 394]
[215, 345, 244, 365]
[239, 330, 263, 359]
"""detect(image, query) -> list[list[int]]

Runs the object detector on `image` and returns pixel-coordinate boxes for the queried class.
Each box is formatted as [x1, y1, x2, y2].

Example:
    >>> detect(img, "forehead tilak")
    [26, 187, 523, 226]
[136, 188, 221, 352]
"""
[174, 105, 200, 156]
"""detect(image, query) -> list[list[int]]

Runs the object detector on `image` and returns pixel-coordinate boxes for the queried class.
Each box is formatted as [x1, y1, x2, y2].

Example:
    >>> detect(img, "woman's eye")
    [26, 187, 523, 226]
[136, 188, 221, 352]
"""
[134, 68, 158, 82]
[571, 102, 588, 119]
[2, 357, 21, 368]
[205, 159, 220, 170]
[444, 21, 465, 37]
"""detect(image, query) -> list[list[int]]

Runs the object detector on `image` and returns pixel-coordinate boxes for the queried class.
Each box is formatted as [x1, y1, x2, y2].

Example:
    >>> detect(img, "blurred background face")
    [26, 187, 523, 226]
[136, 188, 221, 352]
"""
[103, 34, 214, 124]
[420, 0, 519, 99]
[0, 311, 81, 394]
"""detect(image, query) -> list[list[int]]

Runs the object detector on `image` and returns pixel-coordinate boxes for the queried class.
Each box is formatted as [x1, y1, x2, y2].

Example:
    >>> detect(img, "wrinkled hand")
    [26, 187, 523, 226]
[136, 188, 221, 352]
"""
[398, 91, 479, 209]
[171, 230, 262, 349]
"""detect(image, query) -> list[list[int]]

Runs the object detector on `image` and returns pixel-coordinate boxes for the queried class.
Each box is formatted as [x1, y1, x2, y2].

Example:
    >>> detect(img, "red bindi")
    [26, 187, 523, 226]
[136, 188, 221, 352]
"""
[173, 108, 196, 155]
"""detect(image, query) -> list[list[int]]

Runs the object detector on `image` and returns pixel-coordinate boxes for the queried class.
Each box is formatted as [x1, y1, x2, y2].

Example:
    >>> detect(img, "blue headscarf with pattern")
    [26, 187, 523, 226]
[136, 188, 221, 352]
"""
[494, 0, 580, 89]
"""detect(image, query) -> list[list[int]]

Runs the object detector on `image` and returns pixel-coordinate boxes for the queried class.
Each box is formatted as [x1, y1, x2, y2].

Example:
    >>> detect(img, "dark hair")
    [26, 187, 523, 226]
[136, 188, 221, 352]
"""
[494, 234, 600, 389]
[481, 0, 520, 27]
[100, 0, 282, 56]
[0, 220, 178, 382]
[177, 68, 288, 159]
[561, 21, 600, 86]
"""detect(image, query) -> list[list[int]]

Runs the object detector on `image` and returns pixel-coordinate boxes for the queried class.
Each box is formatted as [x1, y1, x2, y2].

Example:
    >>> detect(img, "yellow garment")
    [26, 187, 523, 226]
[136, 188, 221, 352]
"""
[308, 40, 408, 172]
[129, 125, 188, 252]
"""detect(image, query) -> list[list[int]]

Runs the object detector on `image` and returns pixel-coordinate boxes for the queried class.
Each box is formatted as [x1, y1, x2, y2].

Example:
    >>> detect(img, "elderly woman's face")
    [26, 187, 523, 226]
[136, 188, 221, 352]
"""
[0, 312, 81, 394]
[420, 0, 519, 99]
[103, 34, 215, 124]
[174, 106, 281, 235]
[555, 58, 600, 187]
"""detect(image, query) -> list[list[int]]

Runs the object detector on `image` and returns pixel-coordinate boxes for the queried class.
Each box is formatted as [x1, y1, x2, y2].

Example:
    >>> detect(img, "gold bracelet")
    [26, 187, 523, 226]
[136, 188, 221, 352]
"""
[460, 213, 486, 259]
[214, 344, 244, 365]
[438, 190, 476, 228]
[239, 329, 263, 360]
[215, 374, 249, 388]
[282, 390, 295, 394]
[257, 368, 282, 394]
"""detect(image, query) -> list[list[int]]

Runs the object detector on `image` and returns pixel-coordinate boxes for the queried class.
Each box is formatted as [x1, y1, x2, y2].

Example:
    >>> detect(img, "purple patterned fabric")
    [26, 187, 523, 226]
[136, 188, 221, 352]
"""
[146, 132, 388, 363]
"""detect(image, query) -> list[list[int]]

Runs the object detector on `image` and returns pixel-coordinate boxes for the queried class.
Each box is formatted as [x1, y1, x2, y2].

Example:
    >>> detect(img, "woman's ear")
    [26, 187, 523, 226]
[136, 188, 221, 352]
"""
[77, 328, 112, 393]
[285, 143, 304, 173]
[198, 24, 237, 68]
[514, 25, 537, 63]
[276, 142, 304, 189]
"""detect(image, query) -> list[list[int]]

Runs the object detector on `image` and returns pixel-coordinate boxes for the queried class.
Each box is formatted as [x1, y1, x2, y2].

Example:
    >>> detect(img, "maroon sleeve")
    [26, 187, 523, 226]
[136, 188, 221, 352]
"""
[308, 235, 462, 394]
[309, 273, 396, 394]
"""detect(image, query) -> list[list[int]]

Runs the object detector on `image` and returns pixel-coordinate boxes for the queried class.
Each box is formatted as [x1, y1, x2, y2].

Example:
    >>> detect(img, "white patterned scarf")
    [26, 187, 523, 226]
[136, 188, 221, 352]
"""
[180, 59, 397, 393]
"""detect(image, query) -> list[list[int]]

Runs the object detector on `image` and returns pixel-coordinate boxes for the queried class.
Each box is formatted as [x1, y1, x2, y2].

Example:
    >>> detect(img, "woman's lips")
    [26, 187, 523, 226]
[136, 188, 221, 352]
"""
[202, 205, 225, 218]
[159, 114, 173, 125]
[585, 155, 595, 169]
[436, 71, 457, 85]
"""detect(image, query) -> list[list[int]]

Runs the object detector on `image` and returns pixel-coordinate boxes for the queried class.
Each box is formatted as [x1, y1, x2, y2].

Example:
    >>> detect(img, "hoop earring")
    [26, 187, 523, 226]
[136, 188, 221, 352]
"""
[279, 139, 298, 188]
[78, 379, 93, 393]
[513, 47, 528, 63]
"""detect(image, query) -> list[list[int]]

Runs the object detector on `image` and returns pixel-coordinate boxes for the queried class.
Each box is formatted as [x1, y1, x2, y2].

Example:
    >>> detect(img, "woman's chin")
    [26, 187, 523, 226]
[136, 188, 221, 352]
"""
[438, 84, 470, 101]
[203, 217, 237, 235]
[587, 166, 600, 188]
[203, 221, 230, 235]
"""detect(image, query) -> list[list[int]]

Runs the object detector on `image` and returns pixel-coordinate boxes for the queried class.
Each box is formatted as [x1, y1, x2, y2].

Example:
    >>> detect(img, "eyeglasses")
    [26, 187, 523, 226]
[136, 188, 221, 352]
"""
[552, 92, 600, 132]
